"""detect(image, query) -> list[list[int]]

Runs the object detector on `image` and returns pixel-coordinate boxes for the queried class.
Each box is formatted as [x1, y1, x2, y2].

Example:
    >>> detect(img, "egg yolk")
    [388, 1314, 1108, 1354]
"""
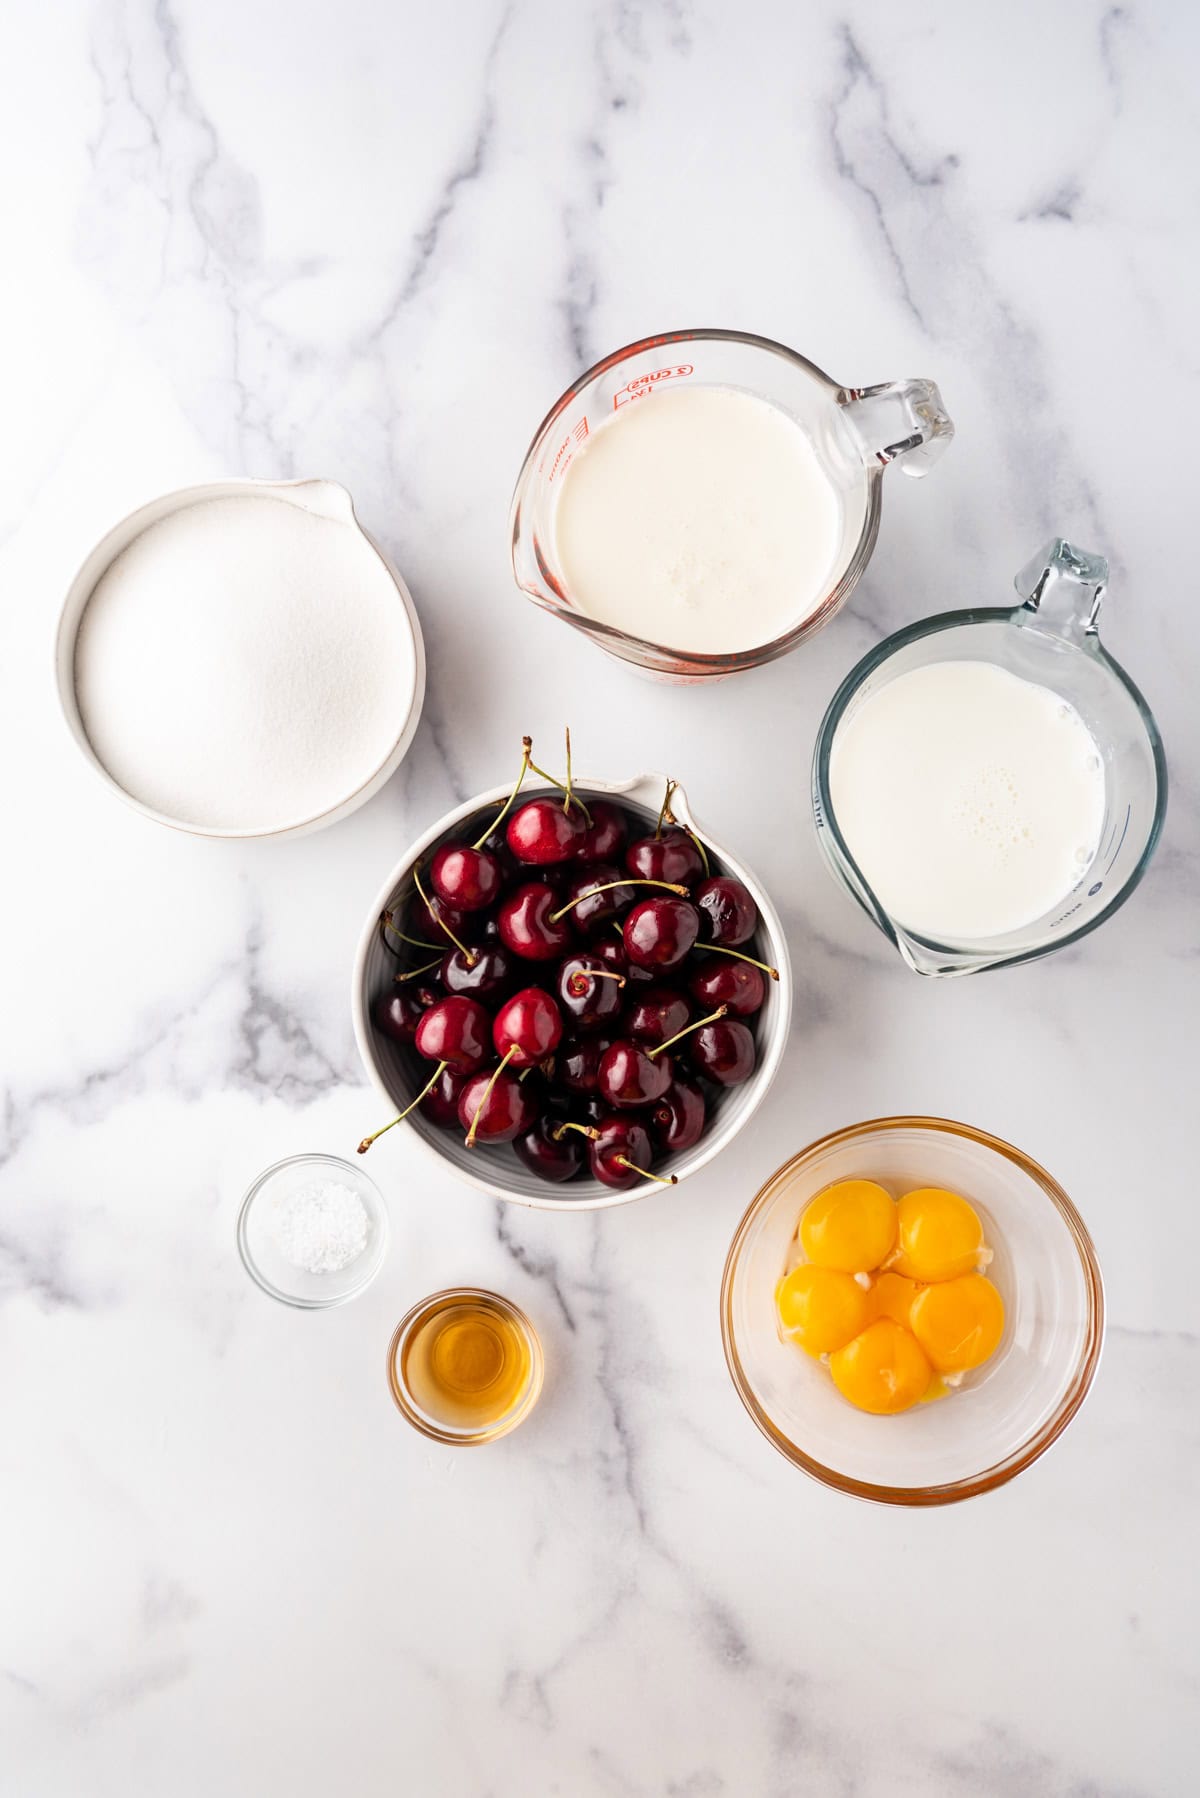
[890, 1188, 987, 1282]
[868, 1270, 920, 1328]
[776, 1264, 871, 1356]
[910, 1274, 1006, 1373]
[798, 1180, 897, 1273]
[828, 1320, 932, 1415]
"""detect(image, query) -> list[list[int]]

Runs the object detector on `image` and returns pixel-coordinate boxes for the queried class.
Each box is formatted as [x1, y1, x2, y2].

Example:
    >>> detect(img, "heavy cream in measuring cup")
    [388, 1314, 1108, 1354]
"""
[829, 661, 1106, 941]
[552, 386, 842, 654]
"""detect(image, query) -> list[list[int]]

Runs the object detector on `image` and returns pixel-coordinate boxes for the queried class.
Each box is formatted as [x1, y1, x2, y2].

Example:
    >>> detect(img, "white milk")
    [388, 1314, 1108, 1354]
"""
[553, 386, 843, 654]
[829, 661, 1106, 941]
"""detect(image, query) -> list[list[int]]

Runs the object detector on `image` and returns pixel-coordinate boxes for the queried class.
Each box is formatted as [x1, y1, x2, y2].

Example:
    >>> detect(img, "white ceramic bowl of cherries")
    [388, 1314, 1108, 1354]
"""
[352, 739, 793, 1209]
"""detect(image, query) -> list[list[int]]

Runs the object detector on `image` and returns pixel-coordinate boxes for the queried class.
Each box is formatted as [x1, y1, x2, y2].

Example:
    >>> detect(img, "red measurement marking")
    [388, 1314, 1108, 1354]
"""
[613, 363, 694, 409]
[547, 416, 590, 483]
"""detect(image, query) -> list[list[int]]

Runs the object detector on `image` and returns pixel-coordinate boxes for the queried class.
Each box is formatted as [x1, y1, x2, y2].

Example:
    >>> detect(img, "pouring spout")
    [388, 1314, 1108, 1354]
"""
[890, 923, 1005, 978]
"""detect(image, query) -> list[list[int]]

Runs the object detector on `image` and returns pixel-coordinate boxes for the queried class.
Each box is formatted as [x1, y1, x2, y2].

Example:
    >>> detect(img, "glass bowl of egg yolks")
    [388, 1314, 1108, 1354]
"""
[720, 1117, 1104, 1505]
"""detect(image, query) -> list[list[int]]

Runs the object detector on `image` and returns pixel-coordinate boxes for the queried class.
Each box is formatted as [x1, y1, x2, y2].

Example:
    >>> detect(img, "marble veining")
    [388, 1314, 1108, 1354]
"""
[1, 1, 1198, 1793]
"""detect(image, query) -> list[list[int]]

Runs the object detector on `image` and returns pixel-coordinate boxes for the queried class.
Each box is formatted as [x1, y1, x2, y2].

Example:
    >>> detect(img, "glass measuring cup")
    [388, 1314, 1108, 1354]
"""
[812, 539, 1167, 976]
[509, 329, 953, 680]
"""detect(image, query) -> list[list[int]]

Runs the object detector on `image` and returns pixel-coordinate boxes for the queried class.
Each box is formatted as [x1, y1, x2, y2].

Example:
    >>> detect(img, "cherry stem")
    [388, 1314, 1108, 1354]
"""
[357, 1061, 448, 1152]
[551, 1120, 599, 1142]
[615, 1157, 678, 1186]
[394, 955, 442, 983]
[568, 969, 625, 995]
[381, 911, 442, 953]
[654, 779, 710, 873]
[412, 861, 478, 966]
[701, 943, 780, 980]
[647, 1003, 728, 1059]
[464, 1046, 516, 1149]
[526, 753, 593, 825]
[548, 878, 687, 924]
[473, 738, 532, 849]
[563, 726, 574, 817]
[683, 828, 710, 876]
[655, 777, 676, 839]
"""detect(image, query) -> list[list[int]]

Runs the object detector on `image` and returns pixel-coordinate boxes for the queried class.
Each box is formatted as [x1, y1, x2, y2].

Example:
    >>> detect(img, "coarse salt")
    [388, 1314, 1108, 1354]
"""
[272, 1180, 371, 1275]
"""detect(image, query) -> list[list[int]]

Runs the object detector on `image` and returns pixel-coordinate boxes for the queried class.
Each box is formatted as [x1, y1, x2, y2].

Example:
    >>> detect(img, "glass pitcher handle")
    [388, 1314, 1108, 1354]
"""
[1013, 538, 1108, 638]
[839, 378, 954, 477]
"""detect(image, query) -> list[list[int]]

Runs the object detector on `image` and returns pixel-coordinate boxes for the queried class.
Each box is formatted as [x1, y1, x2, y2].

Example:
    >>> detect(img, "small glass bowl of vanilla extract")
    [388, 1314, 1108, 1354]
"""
[387, 1289, 544, 1445]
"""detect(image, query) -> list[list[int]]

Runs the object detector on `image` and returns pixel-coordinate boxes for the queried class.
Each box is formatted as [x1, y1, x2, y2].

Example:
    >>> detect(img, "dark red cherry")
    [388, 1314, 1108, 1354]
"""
[592, 936, 653, 985]
[478, 825, 521, 882]
[384, 896, 482, 956]
[694, 876, 758, 946]
[625, 828, 703, 886]
[414, 996, 491, 1072]
[534, 1075, 573, 1118]
[418, 1065, 468, 1128]
[688, 958, 766, 1017]
[515, 1115, 585, 1184]
[498, 882, 576, 961]
[649, 1075, 707, 1153]
[575, 800, 627, 862]
[408, 889, 470, 945]
[688, 1019, 756, 1085]
[429, 842, 501, 913]
[440, 943, 516, 1001]
[559, 863, 636, 932]
[457, 1065, 538, 1143]
[493, 986, 563, 1067]
[623, 896, 700, 971]
[372, 987, 428, 1045]
[557, 1035, 611, 1094]
[507, 797, 586, 866]
[623, 986, 691, 1048]
[556, 953, 625, 1033]
[598, 1039, 673, 1108]
[409, 981, 443, 1012]
[529, 861, 575, 899]
[589, 1116, 657, 1190]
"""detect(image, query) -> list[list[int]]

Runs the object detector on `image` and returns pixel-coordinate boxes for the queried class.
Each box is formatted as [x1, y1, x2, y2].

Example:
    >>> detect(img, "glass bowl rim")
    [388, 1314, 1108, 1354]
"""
[811, 603, 1169, 971]
[386, 1286, 545, 1445]
[720, 1114, 1105, 1506]
[236, 1151, 390, 1309]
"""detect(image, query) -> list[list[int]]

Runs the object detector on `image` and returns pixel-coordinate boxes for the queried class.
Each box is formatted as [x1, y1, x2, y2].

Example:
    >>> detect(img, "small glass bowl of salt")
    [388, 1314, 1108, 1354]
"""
[237, 1153, 389, 1308]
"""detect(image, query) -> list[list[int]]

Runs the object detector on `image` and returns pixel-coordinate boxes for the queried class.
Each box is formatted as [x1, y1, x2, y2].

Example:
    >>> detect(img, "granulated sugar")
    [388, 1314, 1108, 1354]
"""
[74, 493, 417, 832]
[272, 1179, 371, 1275]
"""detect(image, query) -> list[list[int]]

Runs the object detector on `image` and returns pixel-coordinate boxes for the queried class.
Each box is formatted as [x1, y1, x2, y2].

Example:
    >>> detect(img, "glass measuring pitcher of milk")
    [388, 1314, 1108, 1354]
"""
[812, 540, 1167, 976]
[509, 330, 953, 680]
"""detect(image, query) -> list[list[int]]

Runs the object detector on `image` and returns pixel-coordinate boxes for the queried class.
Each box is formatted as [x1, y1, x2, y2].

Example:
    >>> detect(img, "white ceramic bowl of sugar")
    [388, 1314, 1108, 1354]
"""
[55, 477, 425, 839]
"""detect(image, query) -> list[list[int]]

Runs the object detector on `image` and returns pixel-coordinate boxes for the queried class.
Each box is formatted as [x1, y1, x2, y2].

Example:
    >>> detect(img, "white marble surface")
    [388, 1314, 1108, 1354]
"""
[2, 2, 1198, 1792]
